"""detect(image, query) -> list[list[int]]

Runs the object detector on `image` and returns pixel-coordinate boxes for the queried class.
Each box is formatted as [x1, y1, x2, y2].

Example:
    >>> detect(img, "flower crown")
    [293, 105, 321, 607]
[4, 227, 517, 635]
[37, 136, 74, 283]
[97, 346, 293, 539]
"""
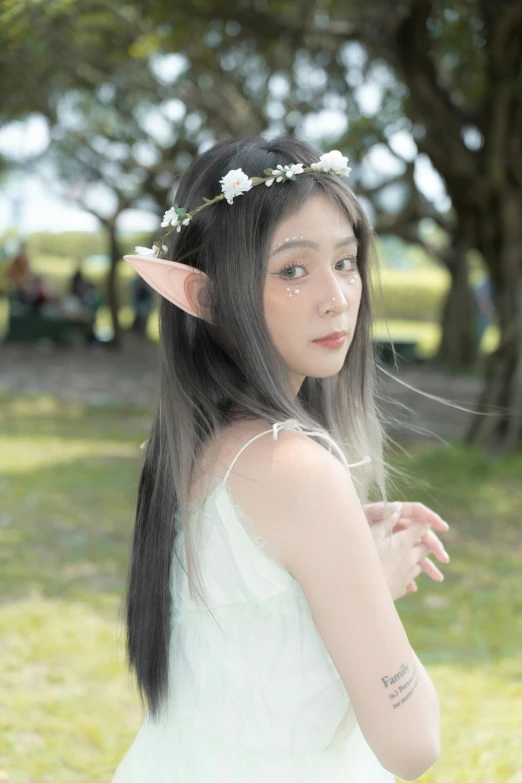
[135, 150, 351, 260]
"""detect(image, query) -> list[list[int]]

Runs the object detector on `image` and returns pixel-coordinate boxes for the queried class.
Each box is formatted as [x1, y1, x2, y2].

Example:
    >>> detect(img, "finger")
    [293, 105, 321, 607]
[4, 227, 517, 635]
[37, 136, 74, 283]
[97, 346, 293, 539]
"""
[366, 501, 450, 536]
[376, 509, 402, 536]
[403, 521, 432, 545]
[391, 519, 415, 537]
[413, 542, 432, 561]
[393, 524, 451, 573]
[398, 502, 449, 530]
[391, 518, 445, 551]
[363, 502, 385, 524]
[363, 502, 394, 524]
[417, 556, 445, 582]
[420, 529, 450, 563]
[365, 502, 402, 526]
[399, 502, 450, 532]
[407, 524, 450, 563]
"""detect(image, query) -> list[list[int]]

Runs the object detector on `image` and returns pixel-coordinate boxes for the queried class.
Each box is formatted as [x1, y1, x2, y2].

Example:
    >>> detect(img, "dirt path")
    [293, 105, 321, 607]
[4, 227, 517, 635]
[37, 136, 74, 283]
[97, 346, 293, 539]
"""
[0, 336, 483, 444]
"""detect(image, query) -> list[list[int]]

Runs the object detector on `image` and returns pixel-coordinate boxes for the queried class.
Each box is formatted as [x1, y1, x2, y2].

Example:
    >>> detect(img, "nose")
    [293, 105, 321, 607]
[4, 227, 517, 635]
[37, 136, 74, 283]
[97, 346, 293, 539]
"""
[321, 273, 349, 307]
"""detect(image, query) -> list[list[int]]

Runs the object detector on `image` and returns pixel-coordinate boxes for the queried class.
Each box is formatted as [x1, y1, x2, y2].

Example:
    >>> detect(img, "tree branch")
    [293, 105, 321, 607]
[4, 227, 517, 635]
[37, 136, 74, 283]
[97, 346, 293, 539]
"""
[394, 0, 478, 186]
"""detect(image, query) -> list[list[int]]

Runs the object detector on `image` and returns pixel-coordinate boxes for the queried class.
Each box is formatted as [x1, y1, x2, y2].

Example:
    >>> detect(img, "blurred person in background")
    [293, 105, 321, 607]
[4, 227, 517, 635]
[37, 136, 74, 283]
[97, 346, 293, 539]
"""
[68, 257, 102, 343]
[8, 241, 30, 294]
[70, 257, 91, 300]
[472, 274, 495, 350]
[8, 242, 57, 313]
[130, 272, 154, 336]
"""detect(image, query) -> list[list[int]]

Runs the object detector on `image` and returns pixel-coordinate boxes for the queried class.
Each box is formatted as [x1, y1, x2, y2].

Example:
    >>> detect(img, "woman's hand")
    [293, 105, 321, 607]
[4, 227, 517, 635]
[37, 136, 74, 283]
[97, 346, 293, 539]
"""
[364, 501, 450, 598]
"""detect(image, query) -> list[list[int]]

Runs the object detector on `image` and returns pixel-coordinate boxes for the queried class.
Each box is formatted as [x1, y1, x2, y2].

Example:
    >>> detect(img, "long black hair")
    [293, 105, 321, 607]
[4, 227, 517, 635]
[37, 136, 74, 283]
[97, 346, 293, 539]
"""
[121, 133, 393, 720]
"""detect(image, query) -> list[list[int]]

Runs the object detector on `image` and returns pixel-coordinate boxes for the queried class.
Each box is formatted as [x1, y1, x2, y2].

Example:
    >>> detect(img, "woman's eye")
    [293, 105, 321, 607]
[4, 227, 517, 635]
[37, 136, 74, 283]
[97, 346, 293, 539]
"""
[279, 262, 309, 280]
[279, 257, 357, 280]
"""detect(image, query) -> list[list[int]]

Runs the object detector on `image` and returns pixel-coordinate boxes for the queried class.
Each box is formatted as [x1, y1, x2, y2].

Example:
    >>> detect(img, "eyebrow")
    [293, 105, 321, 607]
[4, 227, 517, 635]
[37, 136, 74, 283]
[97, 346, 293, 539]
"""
[270, 236, 359, 257]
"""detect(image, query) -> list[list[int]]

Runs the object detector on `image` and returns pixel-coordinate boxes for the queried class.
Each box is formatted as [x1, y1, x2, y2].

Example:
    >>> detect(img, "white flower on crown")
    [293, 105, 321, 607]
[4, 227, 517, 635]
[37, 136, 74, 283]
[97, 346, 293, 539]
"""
[285, 163, 305, 177]
[219, 168, 254, 204]
[160, 208, 177, 228]
[265, 162, 305, 187]
[135, 244, 168, 257]
[311, 150, 351, 176]
[161, 208, 192, 232]
[135, 245, 159, 257]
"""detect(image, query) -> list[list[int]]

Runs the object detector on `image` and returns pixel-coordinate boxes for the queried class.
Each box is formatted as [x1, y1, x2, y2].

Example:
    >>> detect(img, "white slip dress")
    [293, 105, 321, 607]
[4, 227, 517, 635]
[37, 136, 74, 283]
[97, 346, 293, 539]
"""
[112, 418, 396, 782]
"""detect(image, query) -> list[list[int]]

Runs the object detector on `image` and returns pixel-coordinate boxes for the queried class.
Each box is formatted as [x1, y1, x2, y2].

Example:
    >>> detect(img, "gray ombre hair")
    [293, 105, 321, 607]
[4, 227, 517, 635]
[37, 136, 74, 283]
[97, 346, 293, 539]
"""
[123, 133, 402, 721]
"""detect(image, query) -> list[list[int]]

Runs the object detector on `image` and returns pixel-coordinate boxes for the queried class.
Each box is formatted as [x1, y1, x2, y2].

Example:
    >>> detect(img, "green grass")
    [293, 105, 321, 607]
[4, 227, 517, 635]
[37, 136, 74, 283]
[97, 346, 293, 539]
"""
[1, 393, 521, 781]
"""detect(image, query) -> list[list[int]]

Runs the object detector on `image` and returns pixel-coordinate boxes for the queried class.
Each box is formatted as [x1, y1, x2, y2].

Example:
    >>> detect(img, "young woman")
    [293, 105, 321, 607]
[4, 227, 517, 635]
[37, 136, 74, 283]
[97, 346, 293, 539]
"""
[112, 134, 450, 782]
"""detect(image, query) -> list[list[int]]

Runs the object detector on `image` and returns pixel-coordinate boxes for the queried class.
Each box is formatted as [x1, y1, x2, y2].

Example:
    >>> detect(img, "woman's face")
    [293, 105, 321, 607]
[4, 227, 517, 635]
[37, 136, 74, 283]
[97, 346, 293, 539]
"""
[264, 192, 362, 395]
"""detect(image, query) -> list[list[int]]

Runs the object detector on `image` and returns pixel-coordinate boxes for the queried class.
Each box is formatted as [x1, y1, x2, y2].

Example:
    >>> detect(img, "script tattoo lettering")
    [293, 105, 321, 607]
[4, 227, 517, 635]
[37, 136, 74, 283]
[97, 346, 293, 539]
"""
[381, 661, 420, 709]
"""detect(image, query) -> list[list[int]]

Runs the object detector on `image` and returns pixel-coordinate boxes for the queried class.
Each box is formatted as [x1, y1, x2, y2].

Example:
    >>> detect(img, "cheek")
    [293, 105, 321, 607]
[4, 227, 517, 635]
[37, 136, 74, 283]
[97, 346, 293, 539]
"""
[348, 274, 363, 303]
[264, 287, 305, 338]
[264, 277, 363, 324]
[264, 285, 294, 319]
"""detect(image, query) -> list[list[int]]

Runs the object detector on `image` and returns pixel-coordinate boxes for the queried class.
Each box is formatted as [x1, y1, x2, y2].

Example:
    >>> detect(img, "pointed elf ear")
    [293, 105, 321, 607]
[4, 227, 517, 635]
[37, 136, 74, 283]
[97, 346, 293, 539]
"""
[123, 255, 212, 324]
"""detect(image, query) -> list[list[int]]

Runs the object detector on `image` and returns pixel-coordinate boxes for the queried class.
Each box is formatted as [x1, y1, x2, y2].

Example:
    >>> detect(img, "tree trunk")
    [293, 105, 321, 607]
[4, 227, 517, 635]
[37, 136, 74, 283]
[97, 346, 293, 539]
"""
[434, 234, 479, 369]
[465, 191, 522, 451]
[106, 222, 123, 348]
[465, 270, 522, 451]
[393, 3, 522, 450]
[129, 229, 158, 338]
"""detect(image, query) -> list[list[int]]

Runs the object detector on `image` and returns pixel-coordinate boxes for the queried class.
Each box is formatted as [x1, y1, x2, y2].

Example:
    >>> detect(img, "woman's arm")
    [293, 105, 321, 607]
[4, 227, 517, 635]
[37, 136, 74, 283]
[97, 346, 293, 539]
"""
[410, 647, 441, 756]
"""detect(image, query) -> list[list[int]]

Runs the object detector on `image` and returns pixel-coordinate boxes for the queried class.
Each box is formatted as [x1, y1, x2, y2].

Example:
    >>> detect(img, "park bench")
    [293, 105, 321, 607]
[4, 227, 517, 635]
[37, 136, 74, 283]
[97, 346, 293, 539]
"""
[373, 337, 419, 365]
[3, 298, 93, 345]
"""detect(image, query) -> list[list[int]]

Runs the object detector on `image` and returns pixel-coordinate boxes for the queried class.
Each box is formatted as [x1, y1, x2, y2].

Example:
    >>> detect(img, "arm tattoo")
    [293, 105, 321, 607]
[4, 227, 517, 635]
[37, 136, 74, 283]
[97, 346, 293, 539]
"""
[381, 661, 420, 709]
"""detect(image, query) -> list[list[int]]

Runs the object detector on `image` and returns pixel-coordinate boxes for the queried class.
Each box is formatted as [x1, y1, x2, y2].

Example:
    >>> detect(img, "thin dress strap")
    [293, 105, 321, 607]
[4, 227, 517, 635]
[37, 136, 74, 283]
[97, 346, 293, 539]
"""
[223, 418, 371, 484]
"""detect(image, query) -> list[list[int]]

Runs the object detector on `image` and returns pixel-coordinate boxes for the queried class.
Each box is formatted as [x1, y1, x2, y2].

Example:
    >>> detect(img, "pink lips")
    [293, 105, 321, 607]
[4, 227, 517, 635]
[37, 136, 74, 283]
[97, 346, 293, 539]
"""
[312, 335, 346, 348]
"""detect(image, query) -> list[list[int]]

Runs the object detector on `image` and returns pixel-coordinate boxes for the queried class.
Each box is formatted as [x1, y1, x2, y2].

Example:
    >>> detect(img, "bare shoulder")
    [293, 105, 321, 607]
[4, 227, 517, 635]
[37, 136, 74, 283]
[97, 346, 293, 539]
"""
[190, 417, 276, 500]
[213, 423, 345, 569]
[190, 418, 337, 551]
[214, 419, 332, 487]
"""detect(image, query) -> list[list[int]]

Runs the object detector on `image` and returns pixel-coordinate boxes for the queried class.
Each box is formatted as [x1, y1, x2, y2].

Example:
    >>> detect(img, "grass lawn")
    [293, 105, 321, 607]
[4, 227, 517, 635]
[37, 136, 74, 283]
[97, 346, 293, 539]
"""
[0, 393, 521, 781]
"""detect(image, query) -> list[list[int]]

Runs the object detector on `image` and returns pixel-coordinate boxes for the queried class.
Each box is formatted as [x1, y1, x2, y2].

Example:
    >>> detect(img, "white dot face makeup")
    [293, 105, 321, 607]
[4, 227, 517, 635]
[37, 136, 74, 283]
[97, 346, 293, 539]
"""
[264, 192, 362, 395]
[270, 236, 306, 253]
